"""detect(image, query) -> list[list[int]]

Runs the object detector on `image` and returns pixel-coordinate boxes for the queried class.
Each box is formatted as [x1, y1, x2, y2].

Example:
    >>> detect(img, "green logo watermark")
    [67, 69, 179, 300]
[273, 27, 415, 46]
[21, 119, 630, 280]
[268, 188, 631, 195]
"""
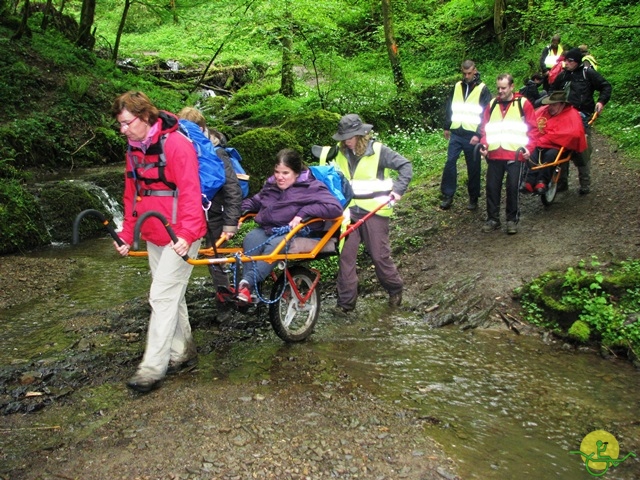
[570, 430, 636, 476]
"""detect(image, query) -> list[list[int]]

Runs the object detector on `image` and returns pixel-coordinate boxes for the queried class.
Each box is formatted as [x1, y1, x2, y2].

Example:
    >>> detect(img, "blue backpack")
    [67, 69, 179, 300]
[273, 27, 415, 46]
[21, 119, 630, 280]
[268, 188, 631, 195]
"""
[309, 165, 353, 208]
[175, 119, 227, 206]
[215, 146, 250, 198]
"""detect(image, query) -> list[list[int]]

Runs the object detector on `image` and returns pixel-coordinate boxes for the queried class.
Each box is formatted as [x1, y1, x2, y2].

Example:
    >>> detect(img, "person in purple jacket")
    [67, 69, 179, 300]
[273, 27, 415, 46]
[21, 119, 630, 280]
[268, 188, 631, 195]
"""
[236, 148, 343, 303]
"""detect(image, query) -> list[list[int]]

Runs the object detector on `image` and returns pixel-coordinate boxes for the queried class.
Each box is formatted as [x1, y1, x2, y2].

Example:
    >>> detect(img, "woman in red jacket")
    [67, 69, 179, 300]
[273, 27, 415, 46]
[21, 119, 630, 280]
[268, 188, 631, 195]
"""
[112, 91, 207, 393]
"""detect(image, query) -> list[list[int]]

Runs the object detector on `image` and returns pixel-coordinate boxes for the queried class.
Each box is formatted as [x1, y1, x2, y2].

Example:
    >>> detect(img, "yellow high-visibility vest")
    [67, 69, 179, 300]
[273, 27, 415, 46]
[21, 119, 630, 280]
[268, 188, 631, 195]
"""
[334, 142, 393, 217]
[450, 81, 486, 131]
[544, 45, 564, 69]
[485, 98, 529, 152]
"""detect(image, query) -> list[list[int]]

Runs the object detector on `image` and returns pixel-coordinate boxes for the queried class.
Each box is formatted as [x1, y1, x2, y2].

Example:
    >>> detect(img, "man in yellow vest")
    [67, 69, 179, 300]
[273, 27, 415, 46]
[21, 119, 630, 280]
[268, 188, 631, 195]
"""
[540, 34, 563, 91]
[479, 74, 538, 235]
[440, 60, 492, 211]
[332, 114, 412, 313]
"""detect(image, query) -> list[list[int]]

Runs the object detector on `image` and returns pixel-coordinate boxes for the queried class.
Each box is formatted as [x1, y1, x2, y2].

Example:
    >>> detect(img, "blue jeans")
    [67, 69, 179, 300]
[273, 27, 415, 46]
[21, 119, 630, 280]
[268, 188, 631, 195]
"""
[241, 228, 286, 290]
[440, 132, 481, 200]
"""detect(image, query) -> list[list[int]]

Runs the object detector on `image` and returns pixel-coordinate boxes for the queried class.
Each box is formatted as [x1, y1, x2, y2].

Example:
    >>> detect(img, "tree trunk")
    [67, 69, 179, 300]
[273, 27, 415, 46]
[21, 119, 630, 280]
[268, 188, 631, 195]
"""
[169, 0, 178, 24]
[112, 0, 131, 63]
[41, 0, 53, 31]
[76, 0, 96, 49]
[11, 0, 31, 40]
[280, 34, 295, 97]
[279, 10, 295, 98]
[381, 0, 406, 92]
[494, 0, 507, 52]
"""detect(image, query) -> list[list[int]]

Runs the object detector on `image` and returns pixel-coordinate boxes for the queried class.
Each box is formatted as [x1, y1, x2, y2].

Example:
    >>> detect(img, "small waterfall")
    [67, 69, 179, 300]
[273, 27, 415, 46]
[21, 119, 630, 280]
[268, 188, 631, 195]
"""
[70, 180, 124, 231]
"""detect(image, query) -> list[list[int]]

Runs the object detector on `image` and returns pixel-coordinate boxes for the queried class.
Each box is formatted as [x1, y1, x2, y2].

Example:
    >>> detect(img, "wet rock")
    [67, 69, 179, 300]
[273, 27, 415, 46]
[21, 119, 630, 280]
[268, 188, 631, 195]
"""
[19, 371, 41, 385]
[437, 466, 459, 479]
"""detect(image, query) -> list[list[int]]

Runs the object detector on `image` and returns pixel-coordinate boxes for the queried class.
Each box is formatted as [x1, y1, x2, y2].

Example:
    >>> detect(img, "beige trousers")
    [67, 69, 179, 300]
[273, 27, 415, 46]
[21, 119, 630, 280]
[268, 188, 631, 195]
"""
[136, 240, 200, 379]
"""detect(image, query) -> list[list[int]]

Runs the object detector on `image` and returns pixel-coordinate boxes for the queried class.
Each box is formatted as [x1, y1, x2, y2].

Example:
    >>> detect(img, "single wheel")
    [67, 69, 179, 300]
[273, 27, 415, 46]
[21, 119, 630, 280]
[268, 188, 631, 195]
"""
[541, 167, 560, 206]
[269, 266, 320, 342]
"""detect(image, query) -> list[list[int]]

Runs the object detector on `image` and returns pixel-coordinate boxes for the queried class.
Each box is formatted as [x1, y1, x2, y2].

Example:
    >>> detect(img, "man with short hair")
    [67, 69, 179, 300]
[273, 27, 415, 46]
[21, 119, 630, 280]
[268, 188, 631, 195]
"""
[551, 47, 612, 194]
[479, 74, 538, 235]
[440, 60, 492, 211]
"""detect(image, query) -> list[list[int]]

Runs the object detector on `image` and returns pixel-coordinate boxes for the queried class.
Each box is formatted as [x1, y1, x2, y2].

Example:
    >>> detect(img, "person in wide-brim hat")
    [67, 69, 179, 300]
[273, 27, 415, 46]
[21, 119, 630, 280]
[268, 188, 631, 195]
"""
[329, 113, 412, 315]
[332, 114, 373, 141]
[541, 90, 569, 105]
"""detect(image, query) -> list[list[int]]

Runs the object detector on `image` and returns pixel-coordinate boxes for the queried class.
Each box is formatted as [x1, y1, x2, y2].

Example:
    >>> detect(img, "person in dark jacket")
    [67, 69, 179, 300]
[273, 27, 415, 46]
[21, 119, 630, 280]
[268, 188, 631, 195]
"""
[236, 149, 343, 303]
[519, 73, 546, 106]
[177, 107, 242, 293]
[551, 47, 612, 194]
[440, 60, 492, 210]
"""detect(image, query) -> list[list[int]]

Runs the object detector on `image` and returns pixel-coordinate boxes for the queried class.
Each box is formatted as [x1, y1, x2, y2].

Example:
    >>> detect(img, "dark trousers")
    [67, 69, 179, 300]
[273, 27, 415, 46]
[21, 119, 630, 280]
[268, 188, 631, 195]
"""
[440, 133, 481, 201]
[560, 115, 592, 188]
[525, 148, 559, 186]
[206, 215, 229, 289]
[485, 159, 523, 223]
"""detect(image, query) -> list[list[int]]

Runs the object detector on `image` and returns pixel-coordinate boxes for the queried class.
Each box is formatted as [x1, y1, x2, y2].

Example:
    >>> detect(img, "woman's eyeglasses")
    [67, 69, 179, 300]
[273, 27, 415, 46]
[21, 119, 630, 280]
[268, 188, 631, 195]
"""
[118, 117, 139, 130]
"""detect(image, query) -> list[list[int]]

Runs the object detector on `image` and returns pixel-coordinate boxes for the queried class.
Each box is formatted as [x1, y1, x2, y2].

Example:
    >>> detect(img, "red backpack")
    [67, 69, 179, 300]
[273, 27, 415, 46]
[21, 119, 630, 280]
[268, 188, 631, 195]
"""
[548, 56, 565, 85]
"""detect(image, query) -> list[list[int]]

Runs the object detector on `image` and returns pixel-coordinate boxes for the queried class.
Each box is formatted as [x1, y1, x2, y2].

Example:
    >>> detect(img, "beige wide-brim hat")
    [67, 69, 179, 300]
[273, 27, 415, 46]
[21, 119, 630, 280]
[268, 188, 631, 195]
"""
[332, 114, 373, 141]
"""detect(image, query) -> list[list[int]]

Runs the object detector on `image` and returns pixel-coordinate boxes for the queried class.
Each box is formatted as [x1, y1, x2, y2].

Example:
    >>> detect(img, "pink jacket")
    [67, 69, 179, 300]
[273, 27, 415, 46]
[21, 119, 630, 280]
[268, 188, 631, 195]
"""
[120, 111, 206, 247]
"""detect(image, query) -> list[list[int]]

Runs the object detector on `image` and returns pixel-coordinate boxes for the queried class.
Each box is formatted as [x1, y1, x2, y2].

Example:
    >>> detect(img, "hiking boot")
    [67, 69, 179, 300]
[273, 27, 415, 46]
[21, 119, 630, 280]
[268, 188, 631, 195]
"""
[467, 199, 478, 210]
[127, 373, 162, 393]
[332, 306, 352, 318]
[481, 219, 501, 233]
[506, 221, 518, 235]
[216, 286, 235, 303]
[167, 342, 198, 375]
[440, 196, 453, 210]
[389, 292, 402, 307]
[535, 182, 547, 194]
[579, 186, 591, 195]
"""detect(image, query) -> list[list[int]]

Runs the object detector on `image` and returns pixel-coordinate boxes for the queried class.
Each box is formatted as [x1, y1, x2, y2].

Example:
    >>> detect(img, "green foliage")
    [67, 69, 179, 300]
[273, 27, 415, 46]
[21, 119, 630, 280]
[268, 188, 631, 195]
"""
[568, 320, 591, 343]
[0, 179, 50, 254]
[381, 125, 447, 180]
[66, 74, 92, 98]
[519, 257, 640, 355]
[228, 128, 302, 195]
[280, 110, 341, 160]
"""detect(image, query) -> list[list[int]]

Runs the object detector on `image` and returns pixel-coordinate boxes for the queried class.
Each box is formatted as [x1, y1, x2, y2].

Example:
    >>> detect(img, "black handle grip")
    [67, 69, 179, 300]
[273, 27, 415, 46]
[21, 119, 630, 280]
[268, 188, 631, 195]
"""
[72, 209, 124, 246]
[133, 211, 188, 261]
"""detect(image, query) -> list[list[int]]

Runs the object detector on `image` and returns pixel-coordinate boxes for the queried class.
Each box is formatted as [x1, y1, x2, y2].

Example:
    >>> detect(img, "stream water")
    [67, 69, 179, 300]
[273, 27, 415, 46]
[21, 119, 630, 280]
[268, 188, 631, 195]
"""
[3, 238, 640, 479]
[309, 308, 640, 479]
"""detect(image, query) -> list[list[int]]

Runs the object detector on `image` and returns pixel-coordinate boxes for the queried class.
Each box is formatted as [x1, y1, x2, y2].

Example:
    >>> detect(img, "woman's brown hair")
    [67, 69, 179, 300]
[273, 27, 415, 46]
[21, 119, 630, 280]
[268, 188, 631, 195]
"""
[111, 91, 159, 125]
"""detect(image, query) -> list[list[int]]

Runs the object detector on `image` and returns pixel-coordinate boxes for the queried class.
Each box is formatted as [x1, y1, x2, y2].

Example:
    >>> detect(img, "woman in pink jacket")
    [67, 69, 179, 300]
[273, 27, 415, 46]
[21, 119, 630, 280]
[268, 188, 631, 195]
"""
[112, 91, 206, 393]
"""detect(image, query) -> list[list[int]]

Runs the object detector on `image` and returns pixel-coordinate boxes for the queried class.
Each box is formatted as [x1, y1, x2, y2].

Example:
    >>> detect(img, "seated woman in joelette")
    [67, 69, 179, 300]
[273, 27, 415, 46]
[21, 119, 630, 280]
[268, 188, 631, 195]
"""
[236, 148, 343, 303]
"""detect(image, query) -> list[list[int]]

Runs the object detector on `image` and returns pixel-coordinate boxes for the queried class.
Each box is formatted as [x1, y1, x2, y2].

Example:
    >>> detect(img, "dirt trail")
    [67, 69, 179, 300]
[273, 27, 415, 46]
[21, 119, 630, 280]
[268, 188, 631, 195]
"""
[401, 133, 640, 320]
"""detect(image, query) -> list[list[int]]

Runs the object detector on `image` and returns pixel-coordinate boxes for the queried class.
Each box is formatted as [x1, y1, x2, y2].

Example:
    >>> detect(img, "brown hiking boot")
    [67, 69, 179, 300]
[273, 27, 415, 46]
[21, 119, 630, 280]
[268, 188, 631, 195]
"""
[389, 292, 402, 307]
